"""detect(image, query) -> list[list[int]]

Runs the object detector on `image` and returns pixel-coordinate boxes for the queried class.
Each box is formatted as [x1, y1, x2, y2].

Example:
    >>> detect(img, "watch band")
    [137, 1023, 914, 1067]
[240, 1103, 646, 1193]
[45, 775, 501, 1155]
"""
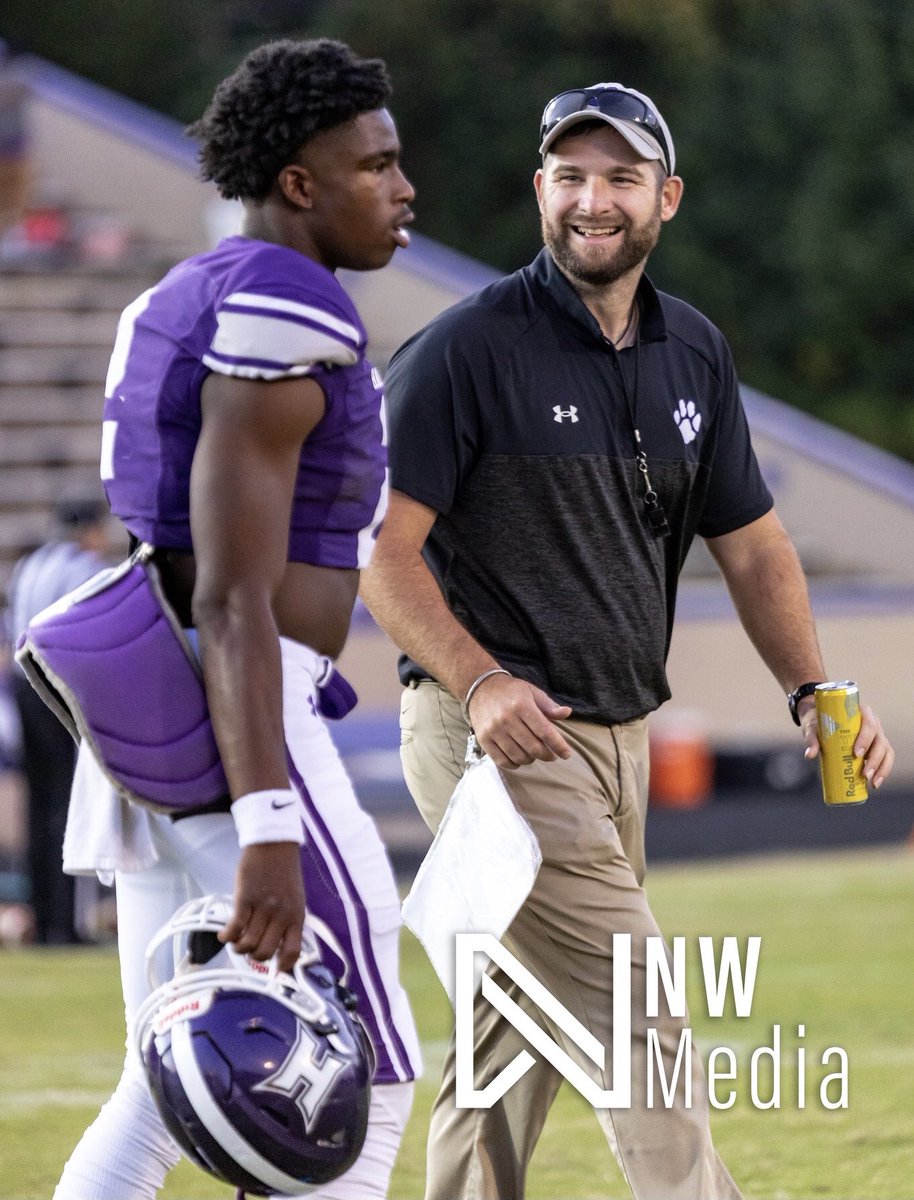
[787, 681, 823, 725]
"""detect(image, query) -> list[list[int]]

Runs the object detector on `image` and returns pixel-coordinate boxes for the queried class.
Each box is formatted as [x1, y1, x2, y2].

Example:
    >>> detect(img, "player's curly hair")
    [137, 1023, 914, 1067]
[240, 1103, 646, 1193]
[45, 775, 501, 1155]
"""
[187, 39, 392, 201]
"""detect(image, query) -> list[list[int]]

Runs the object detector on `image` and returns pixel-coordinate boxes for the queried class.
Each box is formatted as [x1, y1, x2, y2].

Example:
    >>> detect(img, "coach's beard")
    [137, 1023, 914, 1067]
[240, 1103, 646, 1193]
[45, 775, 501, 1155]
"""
[542, 207, 661, 288]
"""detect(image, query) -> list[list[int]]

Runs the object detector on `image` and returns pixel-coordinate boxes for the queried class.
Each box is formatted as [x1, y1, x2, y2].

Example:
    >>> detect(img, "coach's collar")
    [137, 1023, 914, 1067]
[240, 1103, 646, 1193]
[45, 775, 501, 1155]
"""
[532, 249, 667, 346]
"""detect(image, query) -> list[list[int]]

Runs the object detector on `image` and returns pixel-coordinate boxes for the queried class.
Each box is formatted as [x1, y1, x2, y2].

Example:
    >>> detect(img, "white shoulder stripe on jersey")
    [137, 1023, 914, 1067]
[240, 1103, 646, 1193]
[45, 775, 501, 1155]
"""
[210, 310, 359, 371]
[202, 354, 315, 382]
[223, 291, 361, 345]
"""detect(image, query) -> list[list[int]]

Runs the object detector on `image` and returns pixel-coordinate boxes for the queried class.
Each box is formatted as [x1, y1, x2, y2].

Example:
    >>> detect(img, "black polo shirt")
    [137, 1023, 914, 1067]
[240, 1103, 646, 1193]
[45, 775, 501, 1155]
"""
[384, 249, 772, 724]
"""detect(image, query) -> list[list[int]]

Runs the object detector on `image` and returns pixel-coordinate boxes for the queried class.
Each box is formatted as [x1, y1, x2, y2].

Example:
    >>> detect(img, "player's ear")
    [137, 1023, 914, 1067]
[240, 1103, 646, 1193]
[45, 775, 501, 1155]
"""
[277, 163, 313, 210]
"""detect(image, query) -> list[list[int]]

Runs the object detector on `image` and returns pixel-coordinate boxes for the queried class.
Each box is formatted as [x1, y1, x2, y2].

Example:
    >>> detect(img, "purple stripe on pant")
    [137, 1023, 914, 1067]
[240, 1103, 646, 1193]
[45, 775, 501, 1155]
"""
[287, 756, 416, 1085]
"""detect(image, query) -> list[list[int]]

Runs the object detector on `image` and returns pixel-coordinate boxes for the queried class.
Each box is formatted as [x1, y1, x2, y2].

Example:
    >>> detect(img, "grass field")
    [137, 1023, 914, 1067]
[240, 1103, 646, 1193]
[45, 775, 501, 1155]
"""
[2, 847, 913, 1200]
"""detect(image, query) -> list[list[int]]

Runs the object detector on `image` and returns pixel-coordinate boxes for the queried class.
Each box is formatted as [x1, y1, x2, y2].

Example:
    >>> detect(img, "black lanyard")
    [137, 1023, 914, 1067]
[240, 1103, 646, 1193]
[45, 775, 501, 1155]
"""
[614, 334, 671, 540]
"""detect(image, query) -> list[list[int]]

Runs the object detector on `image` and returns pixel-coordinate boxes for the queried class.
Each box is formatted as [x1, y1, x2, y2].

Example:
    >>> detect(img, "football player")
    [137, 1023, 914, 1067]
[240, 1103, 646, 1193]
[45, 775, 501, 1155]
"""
[53, 38, 421, 1200]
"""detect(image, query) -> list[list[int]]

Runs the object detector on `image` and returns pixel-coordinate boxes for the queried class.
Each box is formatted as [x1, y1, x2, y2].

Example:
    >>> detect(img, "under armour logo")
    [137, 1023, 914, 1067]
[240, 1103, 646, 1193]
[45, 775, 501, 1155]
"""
[553, 406, 579, 424]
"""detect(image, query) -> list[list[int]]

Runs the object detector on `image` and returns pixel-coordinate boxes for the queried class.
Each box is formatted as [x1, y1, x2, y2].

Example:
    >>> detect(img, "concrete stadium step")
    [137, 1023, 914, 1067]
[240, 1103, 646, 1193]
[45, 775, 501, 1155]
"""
[2, 423, 102, 465]
[0, 309, 119, 347]
[0, 464, 102, 507]
[0, 267, 160, 606]
[0, 271, 152, 312]
[0, 386, 104, 424]
[0, 346, 112, 386]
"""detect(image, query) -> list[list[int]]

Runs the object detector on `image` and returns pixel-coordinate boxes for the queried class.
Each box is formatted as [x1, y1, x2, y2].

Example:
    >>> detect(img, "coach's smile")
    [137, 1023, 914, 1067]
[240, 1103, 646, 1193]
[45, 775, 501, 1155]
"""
[571, 223, 624, 242]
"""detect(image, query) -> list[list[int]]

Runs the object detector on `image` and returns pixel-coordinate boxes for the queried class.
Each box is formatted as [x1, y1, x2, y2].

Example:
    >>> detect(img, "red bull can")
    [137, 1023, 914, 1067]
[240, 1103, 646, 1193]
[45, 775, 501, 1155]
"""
[815, 682, 868, 806]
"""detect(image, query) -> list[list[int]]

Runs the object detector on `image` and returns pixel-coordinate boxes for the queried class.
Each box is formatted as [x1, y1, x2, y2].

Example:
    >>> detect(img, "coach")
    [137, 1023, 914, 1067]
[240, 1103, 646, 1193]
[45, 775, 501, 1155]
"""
[362, 82, 894, 1199]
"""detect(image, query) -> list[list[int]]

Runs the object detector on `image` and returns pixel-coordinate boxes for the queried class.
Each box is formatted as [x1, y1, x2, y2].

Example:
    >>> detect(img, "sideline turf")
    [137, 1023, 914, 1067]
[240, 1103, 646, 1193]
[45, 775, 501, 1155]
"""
[2, 848, 912, 1199]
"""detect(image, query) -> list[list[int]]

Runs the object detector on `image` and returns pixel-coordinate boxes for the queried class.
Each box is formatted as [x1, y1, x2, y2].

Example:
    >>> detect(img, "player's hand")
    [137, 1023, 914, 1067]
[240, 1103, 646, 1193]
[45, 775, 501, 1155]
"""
[801, 698, 894, 789]
[219, 842, 305, 972]
[467, 673, 573, 768]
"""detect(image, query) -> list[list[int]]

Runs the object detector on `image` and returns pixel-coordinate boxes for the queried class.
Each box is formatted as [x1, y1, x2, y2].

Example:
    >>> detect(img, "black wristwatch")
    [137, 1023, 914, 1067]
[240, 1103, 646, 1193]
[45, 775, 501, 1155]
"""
[787, 681, 823, 725]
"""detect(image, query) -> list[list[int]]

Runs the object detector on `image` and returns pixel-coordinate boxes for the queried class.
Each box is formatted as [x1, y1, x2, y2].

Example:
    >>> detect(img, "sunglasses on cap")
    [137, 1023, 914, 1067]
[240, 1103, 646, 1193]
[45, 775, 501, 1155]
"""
[540, 86, 673, 176]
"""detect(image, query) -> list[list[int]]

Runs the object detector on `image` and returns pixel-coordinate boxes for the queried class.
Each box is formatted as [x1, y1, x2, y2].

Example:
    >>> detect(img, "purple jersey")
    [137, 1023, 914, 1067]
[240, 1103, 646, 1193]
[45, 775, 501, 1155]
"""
[100, 236, 387, 568]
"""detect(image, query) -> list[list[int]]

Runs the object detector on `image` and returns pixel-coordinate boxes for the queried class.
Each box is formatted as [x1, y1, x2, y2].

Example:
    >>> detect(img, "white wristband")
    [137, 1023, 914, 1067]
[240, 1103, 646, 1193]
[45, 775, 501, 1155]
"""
[231, 789, 305, 848]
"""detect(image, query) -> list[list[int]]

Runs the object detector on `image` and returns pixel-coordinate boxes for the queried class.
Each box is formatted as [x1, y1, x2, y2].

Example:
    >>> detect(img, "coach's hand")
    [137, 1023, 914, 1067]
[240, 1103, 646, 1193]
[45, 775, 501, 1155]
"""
[219, 842, 305, 972]
[800, 697, 894, 789]
[467, 673, 572, 768]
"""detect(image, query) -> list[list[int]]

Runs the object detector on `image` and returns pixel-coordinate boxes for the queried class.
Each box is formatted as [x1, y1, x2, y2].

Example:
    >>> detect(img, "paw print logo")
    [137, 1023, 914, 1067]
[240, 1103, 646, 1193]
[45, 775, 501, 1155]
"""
[673, 398, 702, 445]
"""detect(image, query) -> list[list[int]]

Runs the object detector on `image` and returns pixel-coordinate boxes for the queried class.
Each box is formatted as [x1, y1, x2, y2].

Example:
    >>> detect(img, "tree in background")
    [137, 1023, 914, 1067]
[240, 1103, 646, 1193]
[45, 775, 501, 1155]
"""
[660, 0, 914, 454]
[2, 0, 913, 457]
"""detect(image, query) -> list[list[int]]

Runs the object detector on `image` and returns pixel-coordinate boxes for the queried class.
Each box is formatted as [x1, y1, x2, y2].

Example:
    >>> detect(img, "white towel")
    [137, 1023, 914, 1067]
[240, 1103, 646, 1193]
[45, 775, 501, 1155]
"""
[62, 739, 159, 885]
[401, 752, 542, 1007]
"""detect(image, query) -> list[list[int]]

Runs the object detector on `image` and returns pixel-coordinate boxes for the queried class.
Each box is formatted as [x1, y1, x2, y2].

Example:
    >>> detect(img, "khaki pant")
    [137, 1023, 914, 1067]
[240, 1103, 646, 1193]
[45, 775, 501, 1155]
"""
[401, 681, 741, 1200]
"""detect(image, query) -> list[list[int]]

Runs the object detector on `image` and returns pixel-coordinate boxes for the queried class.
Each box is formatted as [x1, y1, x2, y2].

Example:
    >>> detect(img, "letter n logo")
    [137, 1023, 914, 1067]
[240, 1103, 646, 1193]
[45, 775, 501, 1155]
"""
[454, 933, 631, 1109]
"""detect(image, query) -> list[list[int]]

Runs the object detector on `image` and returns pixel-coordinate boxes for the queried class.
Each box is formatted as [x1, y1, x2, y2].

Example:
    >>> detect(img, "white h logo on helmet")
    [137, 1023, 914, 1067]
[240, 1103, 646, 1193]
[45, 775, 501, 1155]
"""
[254, 1023, 347, 1130]
[553, 405, 579, 423]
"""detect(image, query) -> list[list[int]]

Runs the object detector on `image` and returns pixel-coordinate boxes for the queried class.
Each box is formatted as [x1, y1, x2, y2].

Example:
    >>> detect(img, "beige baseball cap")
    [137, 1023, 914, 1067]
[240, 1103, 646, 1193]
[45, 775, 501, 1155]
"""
[539, 82, 675, 174]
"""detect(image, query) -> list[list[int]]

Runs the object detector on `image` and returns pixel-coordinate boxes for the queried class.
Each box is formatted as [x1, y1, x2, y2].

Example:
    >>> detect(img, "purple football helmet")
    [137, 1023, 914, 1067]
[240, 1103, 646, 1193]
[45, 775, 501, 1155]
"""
[134, 896, 374, 1196]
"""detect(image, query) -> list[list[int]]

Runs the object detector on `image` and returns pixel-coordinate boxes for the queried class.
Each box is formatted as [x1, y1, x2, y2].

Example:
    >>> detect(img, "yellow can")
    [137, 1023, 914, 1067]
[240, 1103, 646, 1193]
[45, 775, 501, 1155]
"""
[815, 682, 867, 806]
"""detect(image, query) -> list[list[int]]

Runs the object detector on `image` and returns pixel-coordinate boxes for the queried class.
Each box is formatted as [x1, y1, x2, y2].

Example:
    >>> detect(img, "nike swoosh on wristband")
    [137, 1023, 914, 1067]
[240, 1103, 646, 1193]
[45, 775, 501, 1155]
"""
[271, 799, 295, 810]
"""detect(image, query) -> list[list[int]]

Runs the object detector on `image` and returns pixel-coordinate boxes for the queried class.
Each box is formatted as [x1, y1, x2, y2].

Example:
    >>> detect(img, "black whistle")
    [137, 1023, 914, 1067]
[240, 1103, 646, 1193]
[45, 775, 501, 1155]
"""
[646, 503, 671, 539]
